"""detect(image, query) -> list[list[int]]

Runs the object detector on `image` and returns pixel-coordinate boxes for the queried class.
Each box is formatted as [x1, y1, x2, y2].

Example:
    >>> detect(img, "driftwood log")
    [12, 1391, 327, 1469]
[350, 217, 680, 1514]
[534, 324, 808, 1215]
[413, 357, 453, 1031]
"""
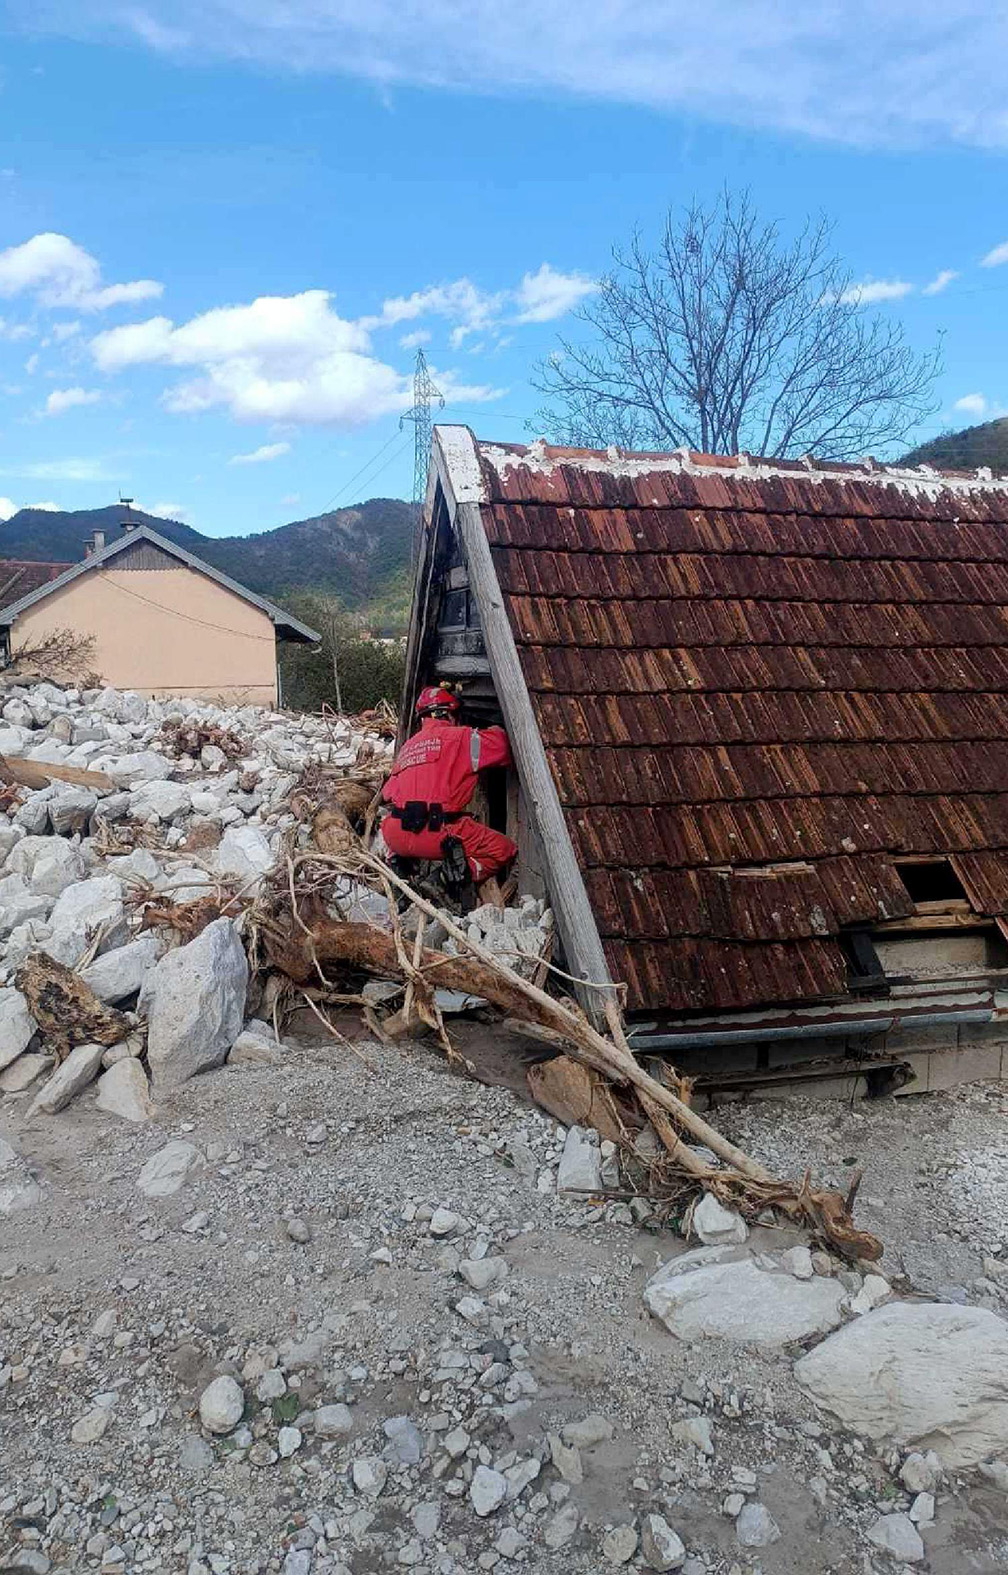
[15, 953, 131, 1062]
[263, 888, 882, 1261]
[0, 752, 113, 792]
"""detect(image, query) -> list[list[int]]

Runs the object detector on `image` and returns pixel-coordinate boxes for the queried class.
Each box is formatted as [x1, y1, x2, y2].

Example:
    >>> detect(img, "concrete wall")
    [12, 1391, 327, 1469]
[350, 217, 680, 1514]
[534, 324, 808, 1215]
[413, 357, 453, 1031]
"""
[13, 566, 278, 705]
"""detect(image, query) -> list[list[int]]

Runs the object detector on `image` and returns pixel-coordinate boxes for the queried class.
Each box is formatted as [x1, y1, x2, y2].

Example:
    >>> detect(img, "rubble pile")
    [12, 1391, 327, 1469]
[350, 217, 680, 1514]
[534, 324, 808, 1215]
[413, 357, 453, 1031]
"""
[0, 680, 393, 1108]
[2, 682, 1008, 1572]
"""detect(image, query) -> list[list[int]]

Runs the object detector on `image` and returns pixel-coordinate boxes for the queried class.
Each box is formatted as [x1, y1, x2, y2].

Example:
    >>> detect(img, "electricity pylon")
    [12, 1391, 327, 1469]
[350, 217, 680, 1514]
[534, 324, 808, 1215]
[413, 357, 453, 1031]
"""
[400, 348, 444, 559]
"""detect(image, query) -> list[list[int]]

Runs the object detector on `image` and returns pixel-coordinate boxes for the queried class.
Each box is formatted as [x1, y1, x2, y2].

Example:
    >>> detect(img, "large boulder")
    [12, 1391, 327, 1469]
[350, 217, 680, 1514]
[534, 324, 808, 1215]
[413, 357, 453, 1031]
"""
[795, 1301, 1008, 1469]
[145, 918, 248, 1086]
[104, 750, 173, 787]
[644, 1245, 846, 1347]
[82, 935, 164, 1004]
[44, 875, 125, 967]
[0, 986, 38, 1070]
[556, 1125, 602, 1193]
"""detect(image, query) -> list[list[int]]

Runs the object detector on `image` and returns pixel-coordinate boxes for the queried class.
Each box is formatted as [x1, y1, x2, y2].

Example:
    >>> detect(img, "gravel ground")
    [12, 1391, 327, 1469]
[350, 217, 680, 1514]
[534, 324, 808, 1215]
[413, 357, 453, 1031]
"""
[2, 1032, 1008, 1575]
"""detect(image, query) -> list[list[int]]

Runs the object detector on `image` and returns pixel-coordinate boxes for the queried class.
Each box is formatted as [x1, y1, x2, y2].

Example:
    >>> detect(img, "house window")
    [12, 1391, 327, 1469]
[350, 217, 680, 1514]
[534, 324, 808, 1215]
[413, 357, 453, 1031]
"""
[893, 858, 968, 906]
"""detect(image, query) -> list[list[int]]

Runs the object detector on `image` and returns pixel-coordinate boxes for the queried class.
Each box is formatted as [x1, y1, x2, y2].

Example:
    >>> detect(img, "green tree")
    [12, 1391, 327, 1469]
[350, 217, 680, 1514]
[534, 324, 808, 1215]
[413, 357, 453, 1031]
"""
[278, 591, 406, 715]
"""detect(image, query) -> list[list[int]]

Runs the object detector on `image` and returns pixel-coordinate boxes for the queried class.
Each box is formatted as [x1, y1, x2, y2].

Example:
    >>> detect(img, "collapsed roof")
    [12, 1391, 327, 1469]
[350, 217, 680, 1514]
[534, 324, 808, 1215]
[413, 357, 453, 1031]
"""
[408, 427, 1008, 1022]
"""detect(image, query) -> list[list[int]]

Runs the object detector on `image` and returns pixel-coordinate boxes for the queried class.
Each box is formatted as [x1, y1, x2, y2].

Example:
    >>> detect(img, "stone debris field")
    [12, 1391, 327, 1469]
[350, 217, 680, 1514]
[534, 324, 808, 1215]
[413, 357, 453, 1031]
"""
[1, 681, 1008, 1575]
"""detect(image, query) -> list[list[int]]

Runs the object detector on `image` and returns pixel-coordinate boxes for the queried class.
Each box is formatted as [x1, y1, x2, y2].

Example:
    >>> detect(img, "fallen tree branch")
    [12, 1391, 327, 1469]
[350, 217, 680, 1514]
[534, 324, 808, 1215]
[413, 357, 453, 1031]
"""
[258, 848, 882, 1261]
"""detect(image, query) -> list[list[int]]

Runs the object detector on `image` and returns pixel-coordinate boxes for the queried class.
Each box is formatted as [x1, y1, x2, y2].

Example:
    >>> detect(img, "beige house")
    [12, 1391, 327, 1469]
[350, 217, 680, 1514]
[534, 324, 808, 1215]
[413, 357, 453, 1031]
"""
[0, 525, 319, 707]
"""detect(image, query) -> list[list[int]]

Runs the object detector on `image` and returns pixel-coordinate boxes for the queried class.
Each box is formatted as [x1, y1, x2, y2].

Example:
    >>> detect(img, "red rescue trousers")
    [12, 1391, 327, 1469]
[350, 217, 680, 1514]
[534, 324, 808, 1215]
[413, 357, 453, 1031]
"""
[382, 813, 517, 885]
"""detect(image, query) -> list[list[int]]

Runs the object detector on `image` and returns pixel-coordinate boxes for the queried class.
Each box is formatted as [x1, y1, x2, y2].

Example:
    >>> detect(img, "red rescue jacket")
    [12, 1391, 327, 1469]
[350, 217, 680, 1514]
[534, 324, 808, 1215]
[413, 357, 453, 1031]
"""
[382, 716, 512, 815]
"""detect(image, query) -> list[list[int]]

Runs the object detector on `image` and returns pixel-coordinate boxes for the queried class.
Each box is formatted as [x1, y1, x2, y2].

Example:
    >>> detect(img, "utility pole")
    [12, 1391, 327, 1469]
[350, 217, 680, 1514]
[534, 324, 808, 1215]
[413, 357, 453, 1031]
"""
[400, 348, 444, 560]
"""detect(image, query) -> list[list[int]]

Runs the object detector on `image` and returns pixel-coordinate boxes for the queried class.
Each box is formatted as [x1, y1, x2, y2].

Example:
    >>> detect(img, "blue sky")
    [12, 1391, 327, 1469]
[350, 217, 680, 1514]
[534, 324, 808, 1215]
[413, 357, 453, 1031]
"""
[0, 1, 1007, 537]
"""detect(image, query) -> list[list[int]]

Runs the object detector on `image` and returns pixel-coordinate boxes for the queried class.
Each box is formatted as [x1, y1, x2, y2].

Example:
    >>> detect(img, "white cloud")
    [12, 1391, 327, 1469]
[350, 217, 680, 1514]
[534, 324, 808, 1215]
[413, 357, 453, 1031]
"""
[27, 500, 60, 511]
[0, 317, 34, 342]
[152, 500, 191, 522]
[836, 278, 914, 305]
[18, 0, 1008, 149]
[513, 263, 598, 323]
[922, 269, 958, 295]
[17, 457, 111, 482]
[24, 353, 39, 374]
[0, 232, 163, 312]
[953, 393, 987, 416]
[280, 492, 301, 506]
[229, 440, 292, 465]
[0, 496, 17, 520]
[51, 320, 82, 341]
[44, 386, 102, 416]
[981, 240, 1008, 268]
[91, 289, 502, 426]
[399, 329, 431, 349]
[372, 279, 505, 340]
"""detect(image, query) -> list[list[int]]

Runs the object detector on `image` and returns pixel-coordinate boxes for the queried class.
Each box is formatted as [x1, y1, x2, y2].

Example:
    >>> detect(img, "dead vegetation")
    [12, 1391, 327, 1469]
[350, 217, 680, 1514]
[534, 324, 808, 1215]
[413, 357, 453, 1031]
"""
[6, 628, 99, 684]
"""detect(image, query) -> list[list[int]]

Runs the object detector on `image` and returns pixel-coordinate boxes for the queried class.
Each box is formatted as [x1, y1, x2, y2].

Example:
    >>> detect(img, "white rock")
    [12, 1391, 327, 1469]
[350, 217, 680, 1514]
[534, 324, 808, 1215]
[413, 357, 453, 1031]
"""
[639, 1512, 685, 1570]
[795, 1302, 1008, 1468]
[27, 1042, 106, 1116]
[543, 1501, 580, 1550]
[216, 824, 274, 884]
[669, 1416, 714, 1455]
[313, 1403, 354, 1437]
[128, 779, 191, 822]
[644, 1246, 845, 1347]
[562, 1414, 614, 1448]
[470, 1464, 509, 1516]
[556, 1125, 602, 1193]
[736, 1503, 780, 1548]
[429, 1206, 462, 1237]
[459, 1256, 507, 1291]
[900, 1451, 942, 1494]
[82, 936, 164, 1004]
[2, 697, 33, 728]
[0, 1052, 52, 1093]
[95, 1058, 154, 1123]
[145, 918, 248, 1086]
[602, 1525, 639, 1565]
[199, 1375, 244, 1435]
[278, 1425, 302, 1458]
[692, 1192, 748, 1246]
[71, 1405, 112, 1444]
[106, 749, 173, 786]
[352, 1456, 388, 1498]
[0, 873, 52, 935]
[0, 1136, 41, 1214]
[781, 1244, 814, 1280]
[0, 986, 37, 1070]
[30, 840, 86, 897]
[866, 1513, 924, 1563]
[47, 785, 97, 834]
[45, 875, 125, 966]
[137, 1139, 199, 1198]
[228, 1024, 283, 1066]
[909, 1491, 935, 1525]
[849, 1272, 891, 1315]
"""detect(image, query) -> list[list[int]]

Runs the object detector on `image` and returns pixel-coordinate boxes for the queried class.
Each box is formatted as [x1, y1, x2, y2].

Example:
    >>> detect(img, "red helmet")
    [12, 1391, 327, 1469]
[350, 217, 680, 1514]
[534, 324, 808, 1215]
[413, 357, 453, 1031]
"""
[416, 685, 460, 716]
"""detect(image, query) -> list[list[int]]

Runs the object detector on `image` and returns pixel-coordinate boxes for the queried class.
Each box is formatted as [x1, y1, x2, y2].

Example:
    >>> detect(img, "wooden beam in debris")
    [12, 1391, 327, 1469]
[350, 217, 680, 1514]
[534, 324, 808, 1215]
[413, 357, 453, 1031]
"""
[0, 751, 113, 791]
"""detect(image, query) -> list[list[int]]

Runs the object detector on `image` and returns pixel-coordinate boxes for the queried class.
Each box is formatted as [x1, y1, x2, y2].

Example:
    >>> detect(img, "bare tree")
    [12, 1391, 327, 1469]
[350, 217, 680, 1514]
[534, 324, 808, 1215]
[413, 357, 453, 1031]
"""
[533, 191, 940, 461]
[6, 628, 98, 683]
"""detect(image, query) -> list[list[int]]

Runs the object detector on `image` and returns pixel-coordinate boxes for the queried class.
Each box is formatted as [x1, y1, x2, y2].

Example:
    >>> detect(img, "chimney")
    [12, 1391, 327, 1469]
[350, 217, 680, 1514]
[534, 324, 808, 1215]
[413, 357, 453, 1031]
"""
[93, 529, 105, 552]
[119, 494, 136, 533]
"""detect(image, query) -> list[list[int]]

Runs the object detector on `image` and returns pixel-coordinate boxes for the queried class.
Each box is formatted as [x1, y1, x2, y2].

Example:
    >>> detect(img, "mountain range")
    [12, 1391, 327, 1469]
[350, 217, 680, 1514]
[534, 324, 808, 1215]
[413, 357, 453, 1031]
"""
[902, 416, 1008, 473]
[0, 498, 416, 627]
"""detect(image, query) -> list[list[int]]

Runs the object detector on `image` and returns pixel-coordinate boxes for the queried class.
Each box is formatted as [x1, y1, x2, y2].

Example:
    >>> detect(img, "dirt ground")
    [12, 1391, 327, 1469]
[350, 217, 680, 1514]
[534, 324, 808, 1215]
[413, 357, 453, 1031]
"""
[2, 1027, 1008, 1574]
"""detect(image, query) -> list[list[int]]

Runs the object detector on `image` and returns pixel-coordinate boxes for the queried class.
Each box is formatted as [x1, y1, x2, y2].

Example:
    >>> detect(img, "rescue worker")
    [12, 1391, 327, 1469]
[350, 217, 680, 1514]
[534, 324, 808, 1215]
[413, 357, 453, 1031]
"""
[381, 686, 517, 898]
